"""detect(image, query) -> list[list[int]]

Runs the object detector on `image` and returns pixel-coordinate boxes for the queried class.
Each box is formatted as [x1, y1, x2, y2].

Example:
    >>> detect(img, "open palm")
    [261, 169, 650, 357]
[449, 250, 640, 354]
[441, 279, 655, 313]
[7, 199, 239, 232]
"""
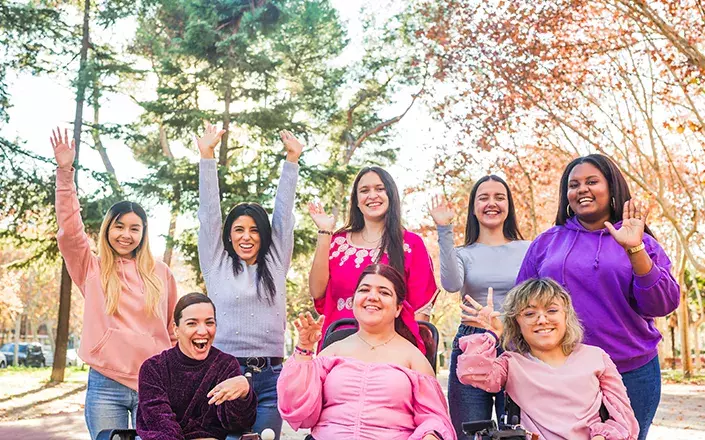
[196, 123, 226, 159]
[293, 312, 325, 348]
[49, 127, 75, 169]
[428, 195, 454, 226]
[605, 200, 650, 249]
[308, 201, 335, 231]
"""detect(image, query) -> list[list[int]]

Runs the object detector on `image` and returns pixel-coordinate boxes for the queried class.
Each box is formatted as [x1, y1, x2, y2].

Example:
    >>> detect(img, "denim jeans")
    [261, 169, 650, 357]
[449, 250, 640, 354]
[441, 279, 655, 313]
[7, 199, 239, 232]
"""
[620, 355, 661, 440]
[448, 324, 505, 440]
[84, 368, 138, 440]
[226, 361, 283, 440]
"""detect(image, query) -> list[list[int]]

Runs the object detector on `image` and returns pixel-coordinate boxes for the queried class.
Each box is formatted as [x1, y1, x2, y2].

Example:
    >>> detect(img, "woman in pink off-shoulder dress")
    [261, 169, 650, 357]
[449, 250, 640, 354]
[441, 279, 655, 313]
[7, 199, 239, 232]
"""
[277, 264, 455, 440]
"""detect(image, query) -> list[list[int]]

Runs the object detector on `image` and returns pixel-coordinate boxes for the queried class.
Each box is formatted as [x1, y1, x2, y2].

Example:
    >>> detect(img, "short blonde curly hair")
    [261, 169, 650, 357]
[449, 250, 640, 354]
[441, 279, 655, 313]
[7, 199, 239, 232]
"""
[501, 278, 583, 356]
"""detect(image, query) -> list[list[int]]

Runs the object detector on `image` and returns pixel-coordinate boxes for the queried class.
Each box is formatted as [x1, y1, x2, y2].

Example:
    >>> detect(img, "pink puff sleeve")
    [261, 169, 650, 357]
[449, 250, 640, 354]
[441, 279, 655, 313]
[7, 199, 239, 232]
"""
[456, 334, 508, 393]
[589, 351, 639, 440]
[276, 356, 332, 430]
[405, 232, 439, 311]
[408, 373, 457, 440]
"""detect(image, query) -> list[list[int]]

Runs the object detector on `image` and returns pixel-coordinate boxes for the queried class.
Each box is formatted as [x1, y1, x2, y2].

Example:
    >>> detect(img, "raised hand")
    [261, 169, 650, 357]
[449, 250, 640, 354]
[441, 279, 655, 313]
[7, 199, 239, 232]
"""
[49, 127, 75, 169]
[196, 123, 226, 159]
[605, 200, 650, 250]
[460, 287, 503, 338]
[207, 375, 250, 405]
[428, 194, 454, 226]
[308, 201, 335, 232]
[293, 312, 325, 350]
[280, 130, 303, 163]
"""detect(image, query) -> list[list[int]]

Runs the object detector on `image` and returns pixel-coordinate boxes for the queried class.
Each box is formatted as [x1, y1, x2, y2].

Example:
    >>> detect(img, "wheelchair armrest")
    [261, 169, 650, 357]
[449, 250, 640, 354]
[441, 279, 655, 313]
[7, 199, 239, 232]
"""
[96, 429, 138, 440]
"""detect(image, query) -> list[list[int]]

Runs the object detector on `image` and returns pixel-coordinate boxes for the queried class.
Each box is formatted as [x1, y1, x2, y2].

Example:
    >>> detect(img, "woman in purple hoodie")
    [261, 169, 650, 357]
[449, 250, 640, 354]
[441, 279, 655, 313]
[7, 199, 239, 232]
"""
[516, 154, 679, 440]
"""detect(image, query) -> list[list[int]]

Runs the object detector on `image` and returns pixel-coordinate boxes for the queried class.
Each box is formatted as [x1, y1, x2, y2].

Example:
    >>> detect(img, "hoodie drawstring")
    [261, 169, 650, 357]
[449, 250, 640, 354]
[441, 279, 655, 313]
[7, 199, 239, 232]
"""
[594, 230, 605, 269]
[119, 258, 145, 295]
[561, 231, 580, 286]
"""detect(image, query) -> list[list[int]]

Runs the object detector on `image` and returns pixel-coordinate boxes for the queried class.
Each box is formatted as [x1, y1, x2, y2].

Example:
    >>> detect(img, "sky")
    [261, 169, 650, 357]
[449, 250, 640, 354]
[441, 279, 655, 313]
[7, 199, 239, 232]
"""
[2, 0, 451, 257]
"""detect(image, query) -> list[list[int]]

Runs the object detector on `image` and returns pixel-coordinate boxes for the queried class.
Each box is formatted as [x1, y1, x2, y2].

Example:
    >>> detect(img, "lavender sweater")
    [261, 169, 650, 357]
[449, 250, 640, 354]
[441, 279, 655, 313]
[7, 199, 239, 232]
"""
[198, 159, 298, 357]
[137, 346, 257, 440]
[517, 217, 680, 373]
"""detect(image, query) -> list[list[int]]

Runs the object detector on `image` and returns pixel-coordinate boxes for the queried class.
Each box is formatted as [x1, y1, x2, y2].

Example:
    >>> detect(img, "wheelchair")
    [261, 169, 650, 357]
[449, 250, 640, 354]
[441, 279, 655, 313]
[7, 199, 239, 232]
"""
[462, 393, 610, 439]
[321, 318, 440, 374]
[97, 429, 274, 440]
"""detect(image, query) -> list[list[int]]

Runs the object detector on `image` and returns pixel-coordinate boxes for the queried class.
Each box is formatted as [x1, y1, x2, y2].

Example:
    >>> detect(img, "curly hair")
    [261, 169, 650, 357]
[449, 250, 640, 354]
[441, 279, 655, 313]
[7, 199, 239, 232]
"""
[501, 278, 583, 356]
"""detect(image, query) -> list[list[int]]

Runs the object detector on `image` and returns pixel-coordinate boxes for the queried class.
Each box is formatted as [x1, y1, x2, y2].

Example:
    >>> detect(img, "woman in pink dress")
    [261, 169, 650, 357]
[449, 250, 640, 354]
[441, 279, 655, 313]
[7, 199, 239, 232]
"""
[277, 264, 455, 440]
[457, 278, 638, 440]
[307, 166, 438, 351]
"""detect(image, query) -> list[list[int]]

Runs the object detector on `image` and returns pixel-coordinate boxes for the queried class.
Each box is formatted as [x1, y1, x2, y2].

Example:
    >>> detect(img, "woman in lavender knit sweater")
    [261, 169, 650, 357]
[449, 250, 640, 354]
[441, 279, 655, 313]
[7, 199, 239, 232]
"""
[196, 124, 303, 440]
[137, 293, 256, 440]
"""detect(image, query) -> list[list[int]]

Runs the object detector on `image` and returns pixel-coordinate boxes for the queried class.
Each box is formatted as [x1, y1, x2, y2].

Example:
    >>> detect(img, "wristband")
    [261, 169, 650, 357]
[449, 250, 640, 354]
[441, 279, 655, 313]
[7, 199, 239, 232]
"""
[317, 230, 333, 235]
[627, 242, 645, 255]
[486, 330, 499, 343]
[294, 346, 315, 356]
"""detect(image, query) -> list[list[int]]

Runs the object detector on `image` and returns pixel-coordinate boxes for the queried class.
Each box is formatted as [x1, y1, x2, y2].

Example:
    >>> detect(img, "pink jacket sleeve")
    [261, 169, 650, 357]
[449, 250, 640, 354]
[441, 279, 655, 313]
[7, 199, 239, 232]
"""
[276, 356, 331, 430]
[405, 232, 439, 311]
[55, 167, 99, 291]
[456, 334, 508, 393]
[589, 352, 639, 440]
[409, 373, 457, 440]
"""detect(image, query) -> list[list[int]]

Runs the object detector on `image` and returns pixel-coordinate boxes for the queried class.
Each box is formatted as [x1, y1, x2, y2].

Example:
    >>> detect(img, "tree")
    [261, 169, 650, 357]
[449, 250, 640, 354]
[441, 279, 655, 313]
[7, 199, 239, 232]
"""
[420, 0, 705, 375]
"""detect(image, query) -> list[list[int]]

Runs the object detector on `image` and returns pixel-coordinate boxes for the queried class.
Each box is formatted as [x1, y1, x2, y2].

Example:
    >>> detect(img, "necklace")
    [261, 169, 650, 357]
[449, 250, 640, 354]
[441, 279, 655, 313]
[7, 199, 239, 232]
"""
[360, 229, 382, 244]
[357, 333, 396, 350]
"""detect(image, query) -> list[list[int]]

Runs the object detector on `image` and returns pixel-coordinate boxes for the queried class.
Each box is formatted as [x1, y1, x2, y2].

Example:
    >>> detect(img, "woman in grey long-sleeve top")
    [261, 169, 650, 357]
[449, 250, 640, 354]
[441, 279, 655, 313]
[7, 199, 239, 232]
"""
[429, 175, 529, 440]
[196, 123, 303, 440]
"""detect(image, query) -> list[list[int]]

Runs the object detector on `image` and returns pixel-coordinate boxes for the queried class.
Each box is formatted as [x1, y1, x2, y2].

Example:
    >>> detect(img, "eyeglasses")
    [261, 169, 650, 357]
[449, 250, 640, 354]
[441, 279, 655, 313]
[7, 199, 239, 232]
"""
[518, 307, 564, 324]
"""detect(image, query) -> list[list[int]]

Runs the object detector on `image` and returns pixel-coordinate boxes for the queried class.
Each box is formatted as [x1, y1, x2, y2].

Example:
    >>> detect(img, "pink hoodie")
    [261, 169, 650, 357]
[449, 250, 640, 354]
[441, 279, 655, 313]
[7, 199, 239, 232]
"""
[56, 168, 178, 390]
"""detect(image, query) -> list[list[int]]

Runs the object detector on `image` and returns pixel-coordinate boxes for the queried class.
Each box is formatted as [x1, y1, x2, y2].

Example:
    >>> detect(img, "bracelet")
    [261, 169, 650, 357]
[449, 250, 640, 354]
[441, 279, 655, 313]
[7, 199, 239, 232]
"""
[294, 346, 315, 356]
[627, 242, 645, 255]
[317, 230, 333, 235]
[486, 330, 500, 344]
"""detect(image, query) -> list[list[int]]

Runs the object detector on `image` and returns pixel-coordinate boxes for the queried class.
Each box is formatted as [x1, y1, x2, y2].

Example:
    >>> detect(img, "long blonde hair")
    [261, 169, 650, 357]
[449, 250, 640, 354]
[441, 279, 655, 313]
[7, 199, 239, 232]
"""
[501, 278, 583, 356]
[97, 201, 163, 316]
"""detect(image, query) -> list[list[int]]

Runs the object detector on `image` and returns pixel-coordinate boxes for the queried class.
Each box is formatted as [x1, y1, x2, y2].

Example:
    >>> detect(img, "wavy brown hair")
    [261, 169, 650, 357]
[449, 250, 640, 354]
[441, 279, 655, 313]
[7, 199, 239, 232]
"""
[501, 278, 583, 356]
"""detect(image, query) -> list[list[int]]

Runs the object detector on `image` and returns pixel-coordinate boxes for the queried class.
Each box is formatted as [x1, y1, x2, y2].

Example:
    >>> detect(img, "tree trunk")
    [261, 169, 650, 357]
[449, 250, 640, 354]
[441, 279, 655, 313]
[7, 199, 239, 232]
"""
[219, 80, 232, 168]
[678, 295, 693, 377]
[91, 80, 120, 194]
[52, 0, 90, 384]
[163, 186, 181, 266]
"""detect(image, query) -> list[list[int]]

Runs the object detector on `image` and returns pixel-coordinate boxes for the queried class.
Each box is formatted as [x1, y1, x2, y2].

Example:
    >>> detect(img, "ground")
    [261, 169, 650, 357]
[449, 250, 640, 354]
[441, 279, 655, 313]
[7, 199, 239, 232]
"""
[0, 367, 703, 439]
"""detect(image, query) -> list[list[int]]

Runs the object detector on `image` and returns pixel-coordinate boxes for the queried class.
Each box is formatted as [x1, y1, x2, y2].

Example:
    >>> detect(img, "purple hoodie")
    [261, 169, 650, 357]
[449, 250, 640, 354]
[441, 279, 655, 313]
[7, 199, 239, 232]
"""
[516, 216, 680, 373]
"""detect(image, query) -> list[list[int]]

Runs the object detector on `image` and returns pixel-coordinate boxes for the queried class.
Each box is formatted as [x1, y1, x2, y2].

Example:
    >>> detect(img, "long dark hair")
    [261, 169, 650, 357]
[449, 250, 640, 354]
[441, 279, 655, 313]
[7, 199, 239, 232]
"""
[555, 154, 654, 237]
[338, 167, 405, 275]
[222, 203, 278, 304]
[464, 175, 524, 246]
[354, 264, 416, 347]
[174, 292, 216, 326]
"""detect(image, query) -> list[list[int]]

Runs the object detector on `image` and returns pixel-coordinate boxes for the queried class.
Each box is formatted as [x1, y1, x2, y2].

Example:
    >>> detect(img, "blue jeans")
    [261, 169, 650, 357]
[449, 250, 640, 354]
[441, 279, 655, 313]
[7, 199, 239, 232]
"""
[448, 324, 505, 440]
[226, 361, 283, 440]
[85, 368, 138, 440]
[620, 355, 661, 440]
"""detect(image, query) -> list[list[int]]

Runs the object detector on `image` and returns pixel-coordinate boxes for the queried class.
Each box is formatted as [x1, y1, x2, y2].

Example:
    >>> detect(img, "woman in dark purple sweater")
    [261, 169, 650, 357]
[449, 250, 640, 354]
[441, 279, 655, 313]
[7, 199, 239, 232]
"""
[137, 293, 257, 440]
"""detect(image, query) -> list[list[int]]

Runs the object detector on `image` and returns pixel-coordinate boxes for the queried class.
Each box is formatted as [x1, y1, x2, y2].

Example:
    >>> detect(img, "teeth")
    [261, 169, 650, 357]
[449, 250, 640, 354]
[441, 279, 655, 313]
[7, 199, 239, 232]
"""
[579, 198, 592, 203]
[536, 329, 553, 333]
[240, 244, 253, 249]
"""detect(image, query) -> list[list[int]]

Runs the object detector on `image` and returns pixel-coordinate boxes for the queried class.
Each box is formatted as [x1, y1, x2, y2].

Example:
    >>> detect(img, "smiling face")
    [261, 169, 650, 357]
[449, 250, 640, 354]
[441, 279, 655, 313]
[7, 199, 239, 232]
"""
[473, 179, 509, 231]
[174, 302, 216, 361]
[352, 273, 402, 328]
[516, 300, 567, 355]
[356, 171, 389, 221]
[567, 163, 611, 226]
[107, 212, 144, 257]
[230, 215, 261, 265]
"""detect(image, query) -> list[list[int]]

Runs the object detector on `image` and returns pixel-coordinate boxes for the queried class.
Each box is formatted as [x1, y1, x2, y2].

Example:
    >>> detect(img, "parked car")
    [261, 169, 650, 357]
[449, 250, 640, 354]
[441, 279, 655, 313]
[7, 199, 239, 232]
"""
[0, 351, 6, 368]
[0, 343, 46, 367]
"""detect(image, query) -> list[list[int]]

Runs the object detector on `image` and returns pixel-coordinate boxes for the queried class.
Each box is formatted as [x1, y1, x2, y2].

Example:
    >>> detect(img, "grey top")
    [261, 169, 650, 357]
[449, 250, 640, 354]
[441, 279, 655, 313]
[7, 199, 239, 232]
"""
[198, 159, 298, 357]
[437, 224, 530, 314]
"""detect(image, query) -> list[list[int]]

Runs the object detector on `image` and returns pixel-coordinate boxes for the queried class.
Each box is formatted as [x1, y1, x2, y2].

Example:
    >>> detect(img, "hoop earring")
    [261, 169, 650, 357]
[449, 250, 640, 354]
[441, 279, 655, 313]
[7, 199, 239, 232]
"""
[566, 205, 572, 217]
[611, 197, 615, 209]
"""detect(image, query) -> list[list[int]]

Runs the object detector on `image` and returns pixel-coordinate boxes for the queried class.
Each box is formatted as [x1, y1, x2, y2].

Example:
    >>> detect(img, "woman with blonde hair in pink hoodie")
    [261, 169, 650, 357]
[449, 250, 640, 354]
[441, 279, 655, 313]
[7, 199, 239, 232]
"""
[50, 128, 178, 439]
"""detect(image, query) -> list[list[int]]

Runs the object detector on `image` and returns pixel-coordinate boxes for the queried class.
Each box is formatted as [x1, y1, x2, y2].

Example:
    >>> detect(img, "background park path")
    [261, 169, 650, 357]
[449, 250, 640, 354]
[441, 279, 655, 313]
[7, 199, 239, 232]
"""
[0, 368, 703, 439]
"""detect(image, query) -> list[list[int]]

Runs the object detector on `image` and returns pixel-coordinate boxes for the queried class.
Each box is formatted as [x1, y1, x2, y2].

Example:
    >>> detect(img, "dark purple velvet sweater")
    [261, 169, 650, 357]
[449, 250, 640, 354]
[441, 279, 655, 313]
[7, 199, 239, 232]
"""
[137, 345, 256, 440]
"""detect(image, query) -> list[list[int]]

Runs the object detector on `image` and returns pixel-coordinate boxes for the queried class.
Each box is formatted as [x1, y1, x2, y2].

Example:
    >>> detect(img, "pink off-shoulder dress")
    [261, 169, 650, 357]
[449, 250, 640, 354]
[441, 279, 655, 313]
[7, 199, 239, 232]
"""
[277, 356, 456, 440]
